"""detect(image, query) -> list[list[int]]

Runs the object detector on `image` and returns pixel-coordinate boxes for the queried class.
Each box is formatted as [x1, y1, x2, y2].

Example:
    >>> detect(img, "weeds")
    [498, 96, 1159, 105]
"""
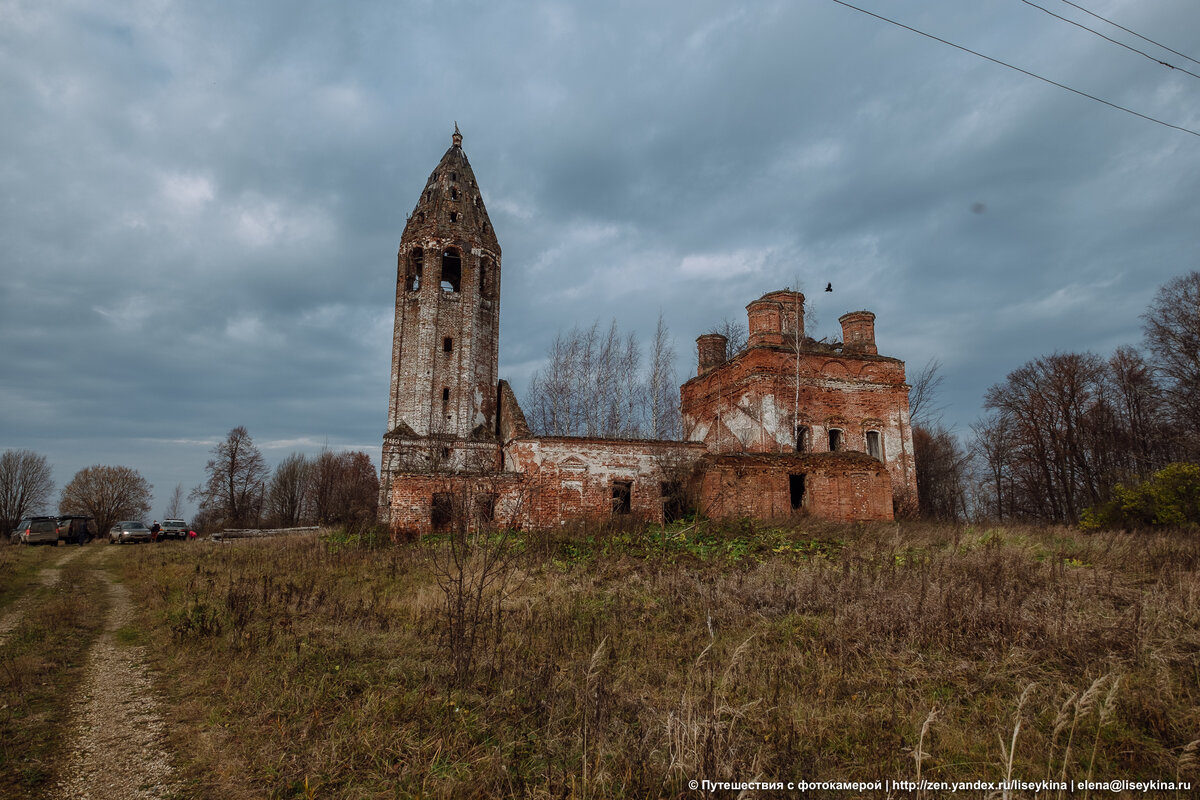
[111, 521, 1200, 798]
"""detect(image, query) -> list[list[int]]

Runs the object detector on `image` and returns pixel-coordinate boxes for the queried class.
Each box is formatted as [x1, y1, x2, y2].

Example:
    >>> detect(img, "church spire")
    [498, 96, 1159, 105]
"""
[452, 122, 462, 148]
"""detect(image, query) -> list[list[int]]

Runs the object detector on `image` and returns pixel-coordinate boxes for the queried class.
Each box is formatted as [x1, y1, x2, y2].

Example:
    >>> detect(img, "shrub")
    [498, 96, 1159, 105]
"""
[1081, 462, 1200, 530]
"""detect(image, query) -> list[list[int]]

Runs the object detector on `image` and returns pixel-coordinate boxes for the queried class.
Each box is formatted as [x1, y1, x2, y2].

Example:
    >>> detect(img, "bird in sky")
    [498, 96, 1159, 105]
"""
[824, 282, 832, 292]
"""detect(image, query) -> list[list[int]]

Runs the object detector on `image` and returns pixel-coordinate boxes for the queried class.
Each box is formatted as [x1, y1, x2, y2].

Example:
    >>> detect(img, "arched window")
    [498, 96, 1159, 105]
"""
[795, 425, 810, 453]
[866, 430, 883, 460]
[441, 248, 461, 292]
[828, 428, 843, 452]
[406, 247, 423, 291]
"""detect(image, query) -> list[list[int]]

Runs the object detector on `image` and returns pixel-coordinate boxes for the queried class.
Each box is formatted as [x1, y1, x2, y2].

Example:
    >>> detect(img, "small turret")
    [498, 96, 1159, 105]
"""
[696, 333, 727, 375]
[839, 310, 877, 354]
[746, 290, 805, 348]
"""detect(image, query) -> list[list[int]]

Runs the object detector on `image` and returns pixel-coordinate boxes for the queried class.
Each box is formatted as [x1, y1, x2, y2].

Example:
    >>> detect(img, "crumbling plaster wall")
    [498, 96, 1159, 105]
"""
[502, 437, 707, 527]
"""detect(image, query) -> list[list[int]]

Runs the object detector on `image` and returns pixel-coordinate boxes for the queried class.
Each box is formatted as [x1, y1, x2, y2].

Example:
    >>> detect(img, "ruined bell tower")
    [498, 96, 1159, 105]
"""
[380, 126, 502, 518]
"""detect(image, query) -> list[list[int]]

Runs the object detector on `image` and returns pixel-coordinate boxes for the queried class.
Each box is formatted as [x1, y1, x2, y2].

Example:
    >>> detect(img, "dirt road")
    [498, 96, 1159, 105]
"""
[6, 545, 181, 799]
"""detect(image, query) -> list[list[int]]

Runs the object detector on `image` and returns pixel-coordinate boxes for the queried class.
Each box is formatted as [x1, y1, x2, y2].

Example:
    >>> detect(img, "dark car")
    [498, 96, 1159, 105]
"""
[109, 521, 152, 545]
[56, 515, 95, 543]
[13, 516, 59, 545]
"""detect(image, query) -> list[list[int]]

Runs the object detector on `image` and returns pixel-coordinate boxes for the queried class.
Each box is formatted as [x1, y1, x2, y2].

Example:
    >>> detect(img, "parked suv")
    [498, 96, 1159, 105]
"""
[158, 519, 192, 540]
[56, 515, 96, 543]
[12, 516, 59, 545]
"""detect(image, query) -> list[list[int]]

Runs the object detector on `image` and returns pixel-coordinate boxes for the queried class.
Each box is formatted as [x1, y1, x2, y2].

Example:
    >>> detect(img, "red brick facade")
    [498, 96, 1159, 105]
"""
[681, 291, 916, 515]
[382, 132, 916, 534]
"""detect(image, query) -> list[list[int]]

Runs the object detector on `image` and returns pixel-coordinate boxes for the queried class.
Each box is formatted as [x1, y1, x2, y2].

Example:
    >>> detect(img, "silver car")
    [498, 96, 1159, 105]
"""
[109, 521, 152, 544]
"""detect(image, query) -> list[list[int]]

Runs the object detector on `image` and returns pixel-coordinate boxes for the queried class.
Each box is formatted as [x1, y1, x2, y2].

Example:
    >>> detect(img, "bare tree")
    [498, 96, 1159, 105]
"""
[647, 312, 680, 439]
[267, 453, 311, 527]
[908, 358, 945, 426]
[1142, 271, 1200, 456]
[429, 474, 526, 686]
[0, 449, 54, 534]
[527, 317, 681, 440]
[308, 450, 379, 528]
[913, 424, 969, 520]
[1106, 345, 1176, 474]
[710, 318, 747, 359]
[190, 426, 269, 527]
[971, 411, 1015, 520]
[981, 352, 1111, 524]
[60, 465, 152, 539]
[164, 483, 186, 520]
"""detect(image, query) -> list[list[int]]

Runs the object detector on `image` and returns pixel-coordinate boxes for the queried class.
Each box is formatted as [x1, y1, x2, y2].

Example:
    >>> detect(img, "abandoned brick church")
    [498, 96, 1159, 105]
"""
[379, 129, 917, 536]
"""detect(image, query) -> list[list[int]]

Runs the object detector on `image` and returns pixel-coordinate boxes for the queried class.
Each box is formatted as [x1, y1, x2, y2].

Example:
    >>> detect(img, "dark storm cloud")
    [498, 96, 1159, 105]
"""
[2, 0, 1199, 516]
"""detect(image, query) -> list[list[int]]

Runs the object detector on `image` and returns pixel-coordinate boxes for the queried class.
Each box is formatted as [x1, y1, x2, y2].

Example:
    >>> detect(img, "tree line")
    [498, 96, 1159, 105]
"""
[916, 271, 1200, 525]
[0, 426, 379, 537]
[189, 426, 379, 531]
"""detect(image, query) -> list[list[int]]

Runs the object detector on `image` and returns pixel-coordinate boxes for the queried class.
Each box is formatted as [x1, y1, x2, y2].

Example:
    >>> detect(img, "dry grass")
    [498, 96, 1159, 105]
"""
[0, 557, 109, 796]
[116, 521, 1200, 798]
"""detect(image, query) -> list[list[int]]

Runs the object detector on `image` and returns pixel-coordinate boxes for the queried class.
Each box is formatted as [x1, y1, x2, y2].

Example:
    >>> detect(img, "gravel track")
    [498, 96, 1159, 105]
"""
[50, 549, 181, 800]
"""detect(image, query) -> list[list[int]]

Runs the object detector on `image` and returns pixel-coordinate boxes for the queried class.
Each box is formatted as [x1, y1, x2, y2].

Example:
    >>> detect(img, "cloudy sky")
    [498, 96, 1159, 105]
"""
[2, 0, 1198, 520]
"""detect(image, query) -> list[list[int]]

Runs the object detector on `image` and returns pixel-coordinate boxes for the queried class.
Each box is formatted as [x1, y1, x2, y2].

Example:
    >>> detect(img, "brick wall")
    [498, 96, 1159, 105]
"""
[698, 452, 893, 522]
[681, 324, 916, 511]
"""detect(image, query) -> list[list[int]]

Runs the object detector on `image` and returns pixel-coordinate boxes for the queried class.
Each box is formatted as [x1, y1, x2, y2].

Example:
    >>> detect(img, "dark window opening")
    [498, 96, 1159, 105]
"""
[443, 337, 453, 353]
[442, 387, 450, 405]
[450, 187, 459, 200]
[789, 474, 806, 511]
[417, 211, 425, 222]
[612, 480, 632, 515]
[828, 429, 843, 452]
[795, 425, 810, 453]
[449, 211, 458, 223]
[866, 431, 882, 460]
[441, 249, 461, 292]
[406, 248, 423, 291]
[450, 172, 457, 181]
[441, 447, 450, 458]
[432, 493, 453, 531]
[661, 481, 686, 524]
[482, 222, 490, 234]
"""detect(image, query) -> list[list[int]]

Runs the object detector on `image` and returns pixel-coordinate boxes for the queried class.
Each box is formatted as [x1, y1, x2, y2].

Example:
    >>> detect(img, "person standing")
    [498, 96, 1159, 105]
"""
[150, 520, 161, 542]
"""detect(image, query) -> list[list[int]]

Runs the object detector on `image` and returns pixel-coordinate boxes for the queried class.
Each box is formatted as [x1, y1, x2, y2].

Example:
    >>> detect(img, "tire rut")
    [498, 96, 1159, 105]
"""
[0, 546, 87, 646]
[50, 550, 181, 800]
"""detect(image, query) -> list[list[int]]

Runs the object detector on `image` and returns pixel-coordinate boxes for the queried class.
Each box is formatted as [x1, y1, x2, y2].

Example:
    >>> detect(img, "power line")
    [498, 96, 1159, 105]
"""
[1019, 0, 1200, 81]
[826, 0, 1200, 139]
[1058, 0, 1200, 69]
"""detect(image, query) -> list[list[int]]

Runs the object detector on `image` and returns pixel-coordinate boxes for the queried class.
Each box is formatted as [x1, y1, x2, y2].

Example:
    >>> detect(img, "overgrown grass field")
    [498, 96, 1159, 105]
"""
[117, 520, 1199, 798]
